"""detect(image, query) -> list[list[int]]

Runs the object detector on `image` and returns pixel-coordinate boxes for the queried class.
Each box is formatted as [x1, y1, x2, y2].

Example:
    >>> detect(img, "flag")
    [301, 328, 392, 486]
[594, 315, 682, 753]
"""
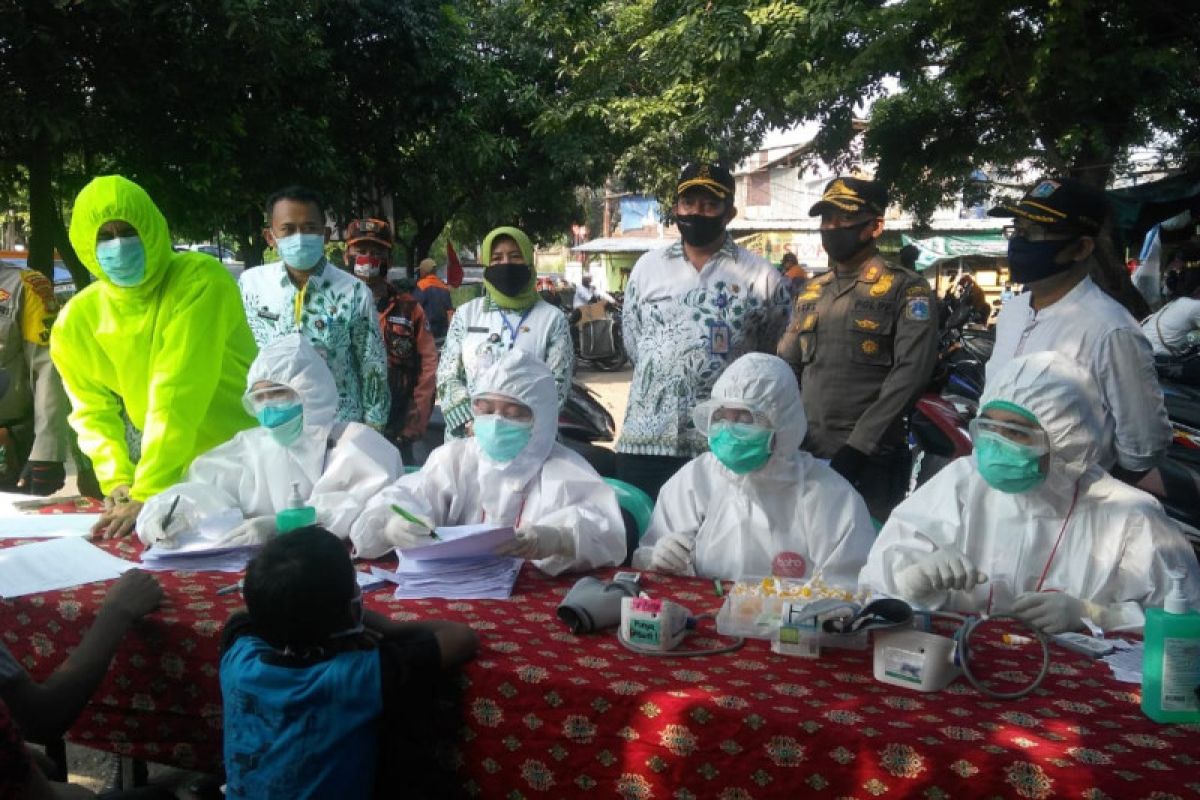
[446, 241, 463, 287]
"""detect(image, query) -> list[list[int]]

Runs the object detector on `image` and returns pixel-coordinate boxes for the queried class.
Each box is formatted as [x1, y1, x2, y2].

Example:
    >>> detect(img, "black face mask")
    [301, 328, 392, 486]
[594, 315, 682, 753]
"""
[820, 220, 873, 263]
[676, 214, 727, 248]
[1006, 236, 1078, 285]
[485, 262, 532, 297]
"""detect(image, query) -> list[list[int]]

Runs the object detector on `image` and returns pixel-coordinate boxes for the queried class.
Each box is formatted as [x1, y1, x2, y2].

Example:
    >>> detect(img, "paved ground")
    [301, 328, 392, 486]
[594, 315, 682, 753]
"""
[577, 363, 632, 448]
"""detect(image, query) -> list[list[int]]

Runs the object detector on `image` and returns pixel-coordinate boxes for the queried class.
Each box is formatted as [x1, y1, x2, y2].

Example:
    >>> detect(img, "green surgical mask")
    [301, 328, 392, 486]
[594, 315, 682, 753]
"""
[709, 421, 773, 475]
[975, 431, 1046, 493]
[474, 415, 533, 462]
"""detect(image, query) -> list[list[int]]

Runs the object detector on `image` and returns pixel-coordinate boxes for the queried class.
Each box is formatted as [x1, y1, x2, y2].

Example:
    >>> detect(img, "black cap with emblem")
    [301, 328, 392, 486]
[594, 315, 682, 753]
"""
[987, 177, 1108, 235]
[808, 177, 889, 217]
[676, 163, 736, 201]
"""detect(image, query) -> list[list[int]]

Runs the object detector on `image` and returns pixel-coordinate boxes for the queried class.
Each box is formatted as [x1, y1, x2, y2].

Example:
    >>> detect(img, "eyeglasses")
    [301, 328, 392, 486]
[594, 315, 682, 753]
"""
[243, 384, 300, 414]
[970, 417, 1049, 454]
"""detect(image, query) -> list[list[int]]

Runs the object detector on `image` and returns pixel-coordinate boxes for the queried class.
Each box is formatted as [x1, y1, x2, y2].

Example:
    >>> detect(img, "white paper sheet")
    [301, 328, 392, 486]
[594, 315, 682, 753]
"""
[0, 537, 134, 598]
[0, 514, 101, 538]
[1102, 642, 1144, 684]
[373, 553, 521, 600]
[403, 524, 516, 561]
[140, 509, 254, 572]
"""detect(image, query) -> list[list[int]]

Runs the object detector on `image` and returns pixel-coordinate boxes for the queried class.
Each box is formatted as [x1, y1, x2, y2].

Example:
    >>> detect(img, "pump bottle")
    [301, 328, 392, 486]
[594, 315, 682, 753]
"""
[1141, 570, 1200, 723]
[275, 481, 317, 534]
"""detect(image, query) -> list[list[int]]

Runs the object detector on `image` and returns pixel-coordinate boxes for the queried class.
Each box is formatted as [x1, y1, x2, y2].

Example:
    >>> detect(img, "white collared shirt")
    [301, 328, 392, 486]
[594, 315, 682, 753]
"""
[987, 277, 1171, 471]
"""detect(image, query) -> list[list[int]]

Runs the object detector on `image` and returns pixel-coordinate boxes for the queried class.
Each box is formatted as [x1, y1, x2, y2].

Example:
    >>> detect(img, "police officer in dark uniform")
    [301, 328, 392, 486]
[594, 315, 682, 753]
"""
[777, 177, 938, 521]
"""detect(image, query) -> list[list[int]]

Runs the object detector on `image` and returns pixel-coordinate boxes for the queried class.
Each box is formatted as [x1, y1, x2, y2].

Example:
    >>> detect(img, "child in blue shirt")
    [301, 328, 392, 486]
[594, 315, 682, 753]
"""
[219, 525, 477, 799]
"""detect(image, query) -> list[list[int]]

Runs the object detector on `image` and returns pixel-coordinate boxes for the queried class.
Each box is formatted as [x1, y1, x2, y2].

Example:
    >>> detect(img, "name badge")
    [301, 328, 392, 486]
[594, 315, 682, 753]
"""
[467, 326, 490, 333]
[708, 320, 731, 356]
[257, 308, 280, 321]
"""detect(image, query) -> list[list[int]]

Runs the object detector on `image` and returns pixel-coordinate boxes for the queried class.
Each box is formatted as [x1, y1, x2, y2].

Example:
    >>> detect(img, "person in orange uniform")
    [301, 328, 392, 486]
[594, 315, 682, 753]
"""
[344, 218, 437, 463]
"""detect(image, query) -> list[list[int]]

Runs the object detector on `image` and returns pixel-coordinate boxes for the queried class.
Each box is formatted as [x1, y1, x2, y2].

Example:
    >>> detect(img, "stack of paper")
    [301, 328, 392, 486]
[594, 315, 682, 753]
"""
[140, 509, 258, 573]
[0, 537, 134, 598]
[0, 490, 100, 538]
[373, 524, 522, 600]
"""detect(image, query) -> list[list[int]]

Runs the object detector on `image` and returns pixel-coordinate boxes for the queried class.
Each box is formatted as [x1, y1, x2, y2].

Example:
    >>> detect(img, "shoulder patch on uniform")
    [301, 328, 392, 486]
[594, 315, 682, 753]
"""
[869, 273, 894, 297]
[905, 285, 929, 297]
[861, 265, 881, 282]
[905, 296, 931, 321]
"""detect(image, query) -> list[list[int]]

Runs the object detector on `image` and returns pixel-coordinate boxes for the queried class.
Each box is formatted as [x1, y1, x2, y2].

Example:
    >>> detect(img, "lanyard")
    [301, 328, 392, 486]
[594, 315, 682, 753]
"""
[499, 308, 534, 349]
[293, 280, 310, 327]
[1034, 480, 1081, 592]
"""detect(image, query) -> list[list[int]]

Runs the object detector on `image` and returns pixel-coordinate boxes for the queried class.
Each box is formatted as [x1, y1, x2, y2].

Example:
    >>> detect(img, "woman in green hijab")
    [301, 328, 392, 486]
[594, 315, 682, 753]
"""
[436, 227, 574, 437]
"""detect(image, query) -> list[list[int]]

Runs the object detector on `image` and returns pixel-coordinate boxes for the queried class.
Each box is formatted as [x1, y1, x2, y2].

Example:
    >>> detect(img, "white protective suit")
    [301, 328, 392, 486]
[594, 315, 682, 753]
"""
[138, 334, 403, 543]
[632, 353, 875, 584]
[350, 348, 625, 575]
[860, 351, 1200, 632]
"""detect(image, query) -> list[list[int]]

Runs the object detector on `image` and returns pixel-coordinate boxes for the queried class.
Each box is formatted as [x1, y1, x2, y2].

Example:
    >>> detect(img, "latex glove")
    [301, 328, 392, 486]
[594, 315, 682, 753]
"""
[218, 515, 278, 547]
[649, 533, 694, 575]
[495, 525, 576, 560]
[829, 445, 869, 484]
[895, 546, 988, 598]
[93, 485, 143, 539]
[20, 461, 66, 497]
[382, 513, 436, 550]
[1011, 591, 1101, 634]
[137, 495, 198, 549]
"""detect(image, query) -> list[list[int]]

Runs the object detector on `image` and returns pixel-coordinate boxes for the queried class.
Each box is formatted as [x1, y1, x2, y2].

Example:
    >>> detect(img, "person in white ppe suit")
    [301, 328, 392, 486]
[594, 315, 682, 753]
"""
[350, 348, 625, 576]
[860, 351, 1200, 633]
[137, 334, 403, 546]
[631, 353, 875, 583]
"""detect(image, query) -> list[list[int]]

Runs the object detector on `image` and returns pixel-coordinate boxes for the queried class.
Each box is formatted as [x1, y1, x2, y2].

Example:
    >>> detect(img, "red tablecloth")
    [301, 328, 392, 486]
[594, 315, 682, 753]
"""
[4, 536, 1200, 799]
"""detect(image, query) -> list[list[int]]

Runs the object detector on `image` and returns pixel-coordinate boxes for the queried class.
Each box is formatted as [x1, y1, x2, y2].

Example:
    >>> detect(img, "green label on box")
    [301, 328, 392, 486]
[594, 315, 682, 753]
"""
[629, 617, 661, 646]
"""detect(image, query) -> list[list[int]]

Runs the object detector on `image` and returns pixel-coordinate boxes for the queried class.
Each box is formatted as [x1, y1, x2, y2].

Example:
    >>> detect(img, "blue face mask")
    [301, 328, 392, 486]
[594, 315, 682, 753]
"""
[95, 236, 147, 287]
[708, 421, 774, 475]
[975, 431, 1046, 493]
[275, 233, 326, 271]
[474, 415, 533, 462]
[257, 404, 304, 447]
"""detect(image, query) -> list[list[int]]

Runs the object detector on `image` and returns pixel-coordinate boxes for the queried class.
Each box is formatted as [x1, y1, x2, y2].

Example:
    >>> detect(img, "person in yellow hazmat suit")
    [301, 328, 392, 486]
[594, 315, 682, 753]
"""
[51, 175, 258, 538]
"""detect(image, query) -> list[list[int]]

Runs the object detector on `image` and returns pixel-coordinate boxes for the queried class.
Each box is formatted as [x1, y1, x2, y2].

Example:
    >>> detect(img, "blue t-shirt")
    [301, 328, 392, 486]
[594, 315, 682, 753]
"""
[220, 634, 382, 800]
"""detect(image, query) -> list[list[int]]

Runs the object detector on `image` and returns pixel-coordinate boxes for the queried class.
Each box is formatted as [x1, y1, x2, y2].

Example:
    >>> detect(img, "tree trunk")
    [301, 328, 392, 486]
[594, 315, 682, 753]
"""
[243, 208, 267, 268]
[26, 138, 55, 282]
[52, 205, 90, 290]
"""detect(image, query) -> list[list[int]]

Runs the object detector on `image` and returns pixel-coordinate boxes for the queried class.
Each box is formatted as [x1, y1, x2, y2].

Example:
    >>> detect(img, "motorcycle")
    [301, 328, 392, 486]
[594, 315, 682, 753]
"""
[1139, 365, 1200, 553]
[907, 321, 991, 488]
[569, 296, 627, 372]
[411, 379, 618, 477]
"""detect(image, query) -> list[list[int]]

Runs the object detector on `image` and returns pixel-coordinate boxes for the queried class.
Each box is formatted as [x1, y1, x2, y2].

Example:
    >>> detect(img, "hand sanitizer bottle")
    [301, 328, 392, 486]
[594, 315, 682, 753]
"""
[1142, 570, 1200, 723]
[275, 482, 317, 534]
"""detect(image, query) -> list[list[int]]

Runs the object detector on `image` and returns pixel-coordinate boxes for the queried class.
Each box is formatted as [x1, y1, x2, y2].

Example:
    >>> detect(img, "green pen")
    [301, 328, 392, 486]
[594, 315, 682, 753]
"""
[390, 504, 439, 540]
[713, 578, 725, 598]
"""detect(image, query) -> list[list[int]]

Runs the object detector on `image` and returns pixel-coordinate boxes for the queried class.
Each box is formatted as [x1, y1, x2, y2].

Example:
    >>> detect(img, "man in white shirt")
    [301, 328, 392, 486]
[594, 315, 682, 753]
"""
[573, 274, 615, 309]
[1142, 242, 1200, 360]
[986, 177, 1171, 482]
[239, 186, 389, 429]
[616, 163, 790, 499]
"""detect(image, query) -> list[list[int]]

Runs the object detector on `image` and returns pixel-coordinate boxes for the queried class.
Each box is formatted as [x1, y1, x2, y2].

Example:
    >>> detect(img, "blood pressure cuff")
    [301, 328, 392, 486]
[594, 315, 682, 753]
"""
[556, 576, 640, 634]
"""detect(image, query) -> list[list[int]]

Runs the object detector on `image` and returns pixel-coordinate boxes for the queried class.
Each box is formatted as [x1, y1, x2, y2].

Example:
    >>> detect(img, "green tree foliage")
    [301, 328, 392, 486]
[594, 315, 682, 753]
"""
[0, 0, 614, 281]
[522, 0, 1200, 216]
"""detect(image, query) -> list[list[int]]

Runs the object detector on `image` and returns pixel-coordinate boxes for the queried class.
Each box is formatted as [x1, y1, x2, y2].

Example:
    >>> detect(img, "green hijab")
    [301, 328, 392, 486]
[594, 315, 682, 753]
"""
[481, 226, 539, 310]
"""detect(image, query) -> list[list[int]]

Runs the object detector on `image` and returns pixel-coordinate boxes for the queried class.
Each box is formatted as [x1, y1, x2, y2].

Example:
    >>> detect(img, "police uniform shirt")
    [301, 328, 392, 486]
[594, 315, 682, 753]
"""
[777, 252, 938, 458]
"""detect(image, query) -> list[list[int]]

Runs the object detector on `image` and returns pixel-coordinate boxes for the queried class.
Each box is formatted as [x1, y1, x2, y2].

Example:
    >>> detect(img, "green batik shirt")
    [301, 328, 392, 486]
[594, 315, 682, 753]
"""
[239, 260, 390, 427]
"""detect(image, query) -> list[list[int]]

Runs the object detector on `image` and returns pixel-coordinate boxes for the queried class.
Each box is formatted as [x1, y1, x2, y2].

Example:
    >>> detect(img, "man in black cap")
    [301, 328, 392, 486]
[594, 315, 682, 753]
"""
[986, 177, 1170, 482]
[615, 163, 790, 500]
[777, 176, 938, 521]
